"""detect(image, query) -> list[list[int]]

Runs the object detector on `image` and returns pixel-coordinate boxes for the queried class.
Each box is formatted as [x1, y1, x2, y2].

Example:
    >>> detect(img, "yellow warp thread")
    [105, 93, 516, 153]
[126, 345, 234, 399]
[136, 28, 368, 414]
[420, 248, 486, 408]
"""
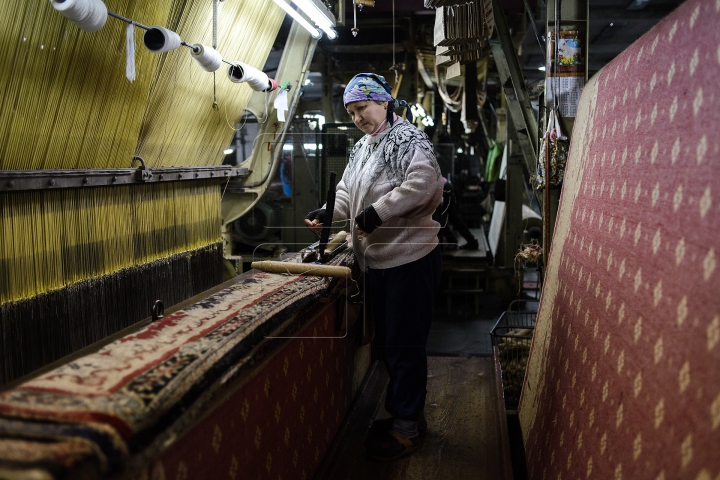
[0, 0, 284, 170]
[251, 261, 352, 279]
[0, 181, 220, 304]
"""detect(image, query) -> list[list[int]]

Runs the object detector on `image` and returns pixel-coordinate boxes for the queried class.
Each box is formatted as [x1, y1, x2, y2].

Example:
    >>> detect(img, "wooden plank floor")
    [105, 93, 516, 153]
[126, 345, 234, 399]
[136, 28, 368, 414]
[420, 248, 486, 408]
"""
[315, 356, 507, 480]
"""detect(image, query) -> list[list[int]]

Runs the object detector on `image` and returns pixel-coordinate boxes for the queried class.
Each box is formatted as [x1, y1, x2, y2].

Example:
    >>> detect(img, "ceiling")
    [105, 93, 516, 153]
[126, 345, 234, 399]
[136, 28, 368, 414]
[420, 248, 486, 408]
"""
[269, 0, 685, 133]
[298, 0, 684, 86]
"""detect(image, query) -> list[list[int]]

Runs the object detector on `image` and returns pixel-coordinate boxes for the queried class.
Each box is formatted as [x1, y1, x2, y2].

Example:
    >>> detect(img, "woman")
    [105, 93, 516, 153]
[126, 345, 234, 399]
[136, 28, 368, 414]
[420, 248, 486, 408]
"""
[304, 73, 443, 461]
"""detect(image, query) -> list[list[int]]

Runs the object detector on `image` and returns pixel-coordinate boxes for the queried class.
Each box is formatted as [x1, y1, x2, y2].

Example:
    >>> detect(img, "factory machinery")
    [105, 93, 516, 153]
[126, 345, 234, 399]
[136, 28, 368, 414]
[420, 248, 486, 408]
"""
[0, 0, 323, 386]
[5, 0, 717, 478]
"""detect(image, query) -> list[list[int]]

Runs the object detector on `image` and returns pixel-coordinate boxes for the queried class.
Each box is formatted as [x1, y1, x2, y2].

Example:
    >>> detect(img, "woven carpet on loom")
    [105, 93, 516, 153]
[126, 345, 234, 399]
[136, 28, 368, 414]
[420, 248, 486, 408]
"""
[152, 301, 359, 480]
[0, 253, 355, 478]
[518, 0, 720, 479]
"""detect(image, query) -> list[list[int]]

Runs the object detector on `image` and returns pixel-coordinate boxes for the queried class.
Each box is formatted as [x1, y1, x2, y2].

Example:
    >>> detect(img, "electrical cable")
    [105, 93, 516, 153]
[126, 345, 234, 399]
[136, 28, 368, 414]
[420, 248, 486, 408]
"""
[522, 0, 546, 56]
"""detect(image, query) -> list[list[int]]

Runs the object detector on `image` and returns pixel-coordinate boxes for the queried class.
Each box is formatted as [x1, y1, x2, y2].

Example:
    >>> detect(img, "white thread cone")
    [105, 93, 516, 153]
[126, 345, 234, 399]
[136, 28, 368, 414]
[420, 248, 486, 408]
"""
[50, 0, 108, 32]
[143, 26, 182, 53]
[227, 62, 270, 91]
[190, 44, 223, 72]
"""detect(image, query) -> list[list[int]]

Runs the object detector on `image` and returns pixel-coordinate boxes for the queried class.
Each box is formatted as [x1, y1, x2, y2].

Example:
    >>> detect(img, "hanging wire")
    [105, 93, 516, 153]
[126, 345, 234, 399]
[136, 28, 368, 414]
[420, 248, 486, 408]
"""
[212, 0, 220, 109]
[224, 105, 250, 131]
[434, 62, 463, 112]
[392, 0, 396, 83]
[522, 0, 545, 56]
[213, 0, 218, 49]
[553, 0, 560, 110]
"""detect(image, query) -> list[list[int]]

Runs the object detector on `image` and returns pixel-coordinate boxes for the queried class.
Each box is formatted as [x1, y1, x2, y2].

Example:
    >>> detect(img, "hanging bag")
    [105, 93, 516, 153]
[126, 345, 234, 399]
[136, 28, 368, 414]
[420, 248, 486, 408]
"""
[533, 108, 569, 189]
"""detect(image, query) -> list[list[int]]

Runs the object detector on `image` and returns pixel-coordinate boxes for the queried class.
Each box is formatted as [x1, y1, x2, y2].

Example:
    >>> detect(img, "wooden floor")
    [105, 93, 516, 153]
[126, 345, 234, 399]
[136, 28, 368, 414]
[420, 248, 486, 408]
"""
[315, 356, 510, 480]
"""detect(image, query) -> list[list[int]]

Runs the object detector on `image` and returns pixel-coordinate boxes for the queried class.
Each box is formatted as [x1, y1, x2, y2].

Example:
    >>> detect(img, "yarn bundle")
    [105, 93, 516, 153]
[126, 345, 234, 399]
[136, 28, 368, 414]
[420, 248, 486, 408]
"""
[50, 0, 108, 32]
[190, 44, 223, 72]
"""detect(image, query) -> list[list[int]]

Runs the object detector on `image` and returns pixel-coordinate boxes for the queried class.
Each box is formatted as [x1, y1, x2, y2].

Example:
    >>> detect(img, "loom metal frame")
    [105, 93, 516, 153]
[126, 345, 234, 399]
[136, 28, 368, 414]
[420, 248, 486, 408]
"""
[489, 0, 539, 174]
[0, 165, 248, 192]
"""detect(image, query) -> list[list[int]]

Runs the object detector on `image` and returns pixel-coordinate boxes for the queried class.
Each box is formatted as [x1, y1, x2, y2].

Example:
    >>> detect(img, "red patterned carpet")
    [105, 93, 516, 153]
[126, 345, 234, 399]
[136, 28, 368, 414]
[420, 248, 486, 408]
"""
[154, 305, 359, 480]
[519, 1, 720, 478]
[0, 253, 362, 478]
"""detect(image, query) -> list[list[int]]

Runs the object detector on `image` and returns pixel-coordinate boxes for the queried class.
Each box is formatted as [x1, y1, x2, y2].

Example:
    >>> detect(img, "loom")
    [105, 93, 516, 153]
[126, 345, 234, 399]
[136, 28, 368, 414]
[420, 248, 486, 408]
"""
[0, 0, 307, 386]
[0, 1, 371, 477]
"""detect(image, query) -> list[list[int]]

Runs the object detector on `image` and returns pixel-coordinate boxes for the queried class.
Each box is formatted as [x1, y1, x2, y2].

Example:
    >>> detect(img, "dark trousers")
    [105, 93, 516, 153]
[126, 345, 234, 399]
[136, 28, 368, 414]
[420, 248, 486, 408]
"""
[366, 246, 442, 420]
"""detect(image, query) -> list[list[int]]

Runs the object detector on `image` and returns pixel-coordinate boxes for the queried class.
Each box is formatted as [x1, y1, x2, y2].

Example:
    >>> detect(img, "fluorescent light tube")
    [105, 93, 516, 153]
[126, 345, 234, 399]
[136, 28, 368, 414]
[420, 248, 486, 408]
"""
[291, 0, 337, 39]
[271, 0, 321, 39]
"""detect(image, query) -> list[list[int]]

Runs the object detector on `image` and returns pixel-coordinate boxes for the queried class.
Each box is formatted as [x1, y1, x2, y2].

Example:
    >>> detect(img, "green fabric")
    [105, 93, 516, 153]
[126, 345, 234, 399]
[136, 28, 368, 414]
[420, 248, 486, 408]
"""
[484, 141, 503, 183]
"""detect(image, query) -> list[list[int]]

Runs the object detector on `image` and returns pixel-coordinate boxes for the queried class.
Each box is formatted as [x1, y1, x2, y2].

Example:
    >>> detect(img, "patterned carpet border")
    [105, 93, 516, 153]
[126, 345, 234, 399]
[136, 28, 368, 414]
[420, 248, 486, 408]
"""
[0, 253, 354, 477]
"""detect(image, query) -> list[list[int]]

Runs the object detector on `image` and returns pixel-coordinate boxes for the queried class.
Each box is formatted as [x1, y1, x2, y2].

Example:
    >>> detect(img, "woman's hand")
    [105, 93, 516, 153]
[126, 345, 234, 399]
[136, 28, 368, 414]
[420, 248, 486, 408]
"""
[304, 208, 325, 235]
[355, 223, 369, 238]
[304, 218, 323, 235]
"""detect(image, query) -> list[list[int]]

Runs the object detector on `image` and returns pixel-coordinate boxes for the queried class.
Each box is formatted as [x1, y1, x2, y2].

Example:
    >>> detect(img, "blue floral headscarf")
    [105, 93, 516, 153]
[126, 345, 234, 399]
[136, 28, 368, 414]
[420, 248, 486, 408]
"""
[343, 73, 413, 125]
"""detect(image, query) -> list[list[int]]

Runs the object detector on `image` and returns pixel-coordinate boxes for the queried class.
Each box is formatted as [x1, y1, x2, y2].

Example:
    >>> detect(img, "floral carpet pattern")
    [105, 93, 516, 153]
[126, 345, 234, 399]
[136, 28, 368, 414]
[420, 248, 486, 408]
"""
[0, 253, 354, 477]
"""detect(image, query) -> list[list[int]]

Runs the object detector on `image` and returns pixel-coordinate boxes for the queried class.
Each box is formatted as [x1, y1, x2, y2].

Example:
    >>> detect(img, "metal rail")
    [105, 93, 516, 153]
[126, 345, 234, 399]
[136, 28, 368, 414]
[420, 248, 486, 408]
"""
[0, 165, 248, 192]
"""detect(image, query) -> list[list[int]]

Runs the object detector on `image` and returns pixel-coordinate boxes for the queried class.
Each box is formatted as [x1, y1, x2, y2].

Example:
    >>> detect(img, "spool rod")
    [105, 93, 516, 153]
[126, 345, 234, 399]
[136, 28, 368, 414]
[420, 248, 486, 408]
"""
[106, 10, 235, 66]
[107, 10, 149, 30]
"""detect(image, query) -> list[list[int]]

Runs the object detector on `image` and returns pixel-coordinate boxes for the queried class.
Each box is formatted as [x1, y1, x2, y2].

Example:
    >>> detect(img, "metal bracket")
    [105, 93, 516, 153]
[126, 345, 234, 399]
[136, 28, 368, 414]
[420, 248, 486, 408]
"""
[133, 156, 152, 182]
[151, 300, 164, 322]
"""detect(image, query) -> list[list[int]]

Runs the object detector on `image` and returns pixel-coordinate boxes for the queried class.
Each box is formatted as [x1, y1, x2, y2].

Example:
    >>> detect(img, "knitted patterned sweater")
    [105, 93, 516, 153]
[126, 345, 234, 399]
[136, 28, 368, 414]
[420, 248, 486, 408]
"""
[332, 119, 443, 270]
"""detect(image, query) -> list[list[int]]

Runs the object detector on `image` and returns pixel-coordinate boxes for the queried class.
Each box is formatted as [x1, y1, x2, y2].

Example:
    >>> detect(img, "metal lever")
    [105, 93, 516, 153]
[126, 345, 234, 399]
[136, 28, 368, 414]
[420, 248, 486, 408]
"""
[318, 171, 337, 259]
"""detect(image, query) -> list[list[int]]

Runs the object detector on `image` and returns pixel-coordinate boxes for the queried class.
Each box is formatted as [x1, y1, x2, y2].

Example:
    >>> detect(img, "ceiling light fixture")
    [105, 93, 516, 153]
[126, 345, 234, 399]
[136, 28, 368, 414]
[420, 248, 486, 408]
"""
[270, 0, 321, 39]
[291, 0, 338, 39]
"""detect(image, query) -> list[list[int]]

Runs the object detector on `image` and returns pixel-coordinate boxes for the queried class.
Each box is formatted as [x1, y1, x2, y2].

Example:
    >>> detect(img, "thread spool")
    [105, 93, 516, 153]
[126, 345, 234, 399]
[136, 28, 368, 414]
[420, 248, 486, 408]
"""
[50, 0, 108, 32]
[143, 26, 182, 54]
[227, 62, 276, 92]
[190, 44, 223, 72]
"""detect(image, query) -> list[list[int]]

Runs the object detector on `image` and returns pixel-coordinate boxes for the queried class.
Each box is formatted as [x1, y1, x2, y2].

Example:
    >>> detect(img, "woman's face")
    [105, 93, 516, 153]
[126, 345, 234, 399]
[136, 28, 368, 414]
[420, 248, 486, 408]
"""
[346, 101, 388, 134]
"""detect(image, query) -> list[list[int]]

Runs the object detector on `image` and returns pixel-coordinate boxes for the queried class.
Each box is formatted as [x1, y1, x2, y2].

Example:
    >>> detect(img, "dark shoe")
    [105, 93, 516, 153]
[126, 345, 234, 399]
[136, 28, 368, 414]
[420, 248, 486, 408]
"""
[459, 238, 479, 250]
[366, 417, 428, 442]
[365, 430, 421, 462]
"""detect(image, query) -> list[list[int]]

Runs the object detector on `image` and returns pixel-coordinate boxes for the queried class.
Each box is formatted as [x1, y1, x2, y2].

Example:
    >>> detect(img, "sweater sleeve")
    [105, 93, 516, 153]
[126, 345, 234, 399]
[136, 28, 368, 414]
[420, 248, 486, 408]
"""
[372, 145, 443, 222]
[332, 178, 350, 221]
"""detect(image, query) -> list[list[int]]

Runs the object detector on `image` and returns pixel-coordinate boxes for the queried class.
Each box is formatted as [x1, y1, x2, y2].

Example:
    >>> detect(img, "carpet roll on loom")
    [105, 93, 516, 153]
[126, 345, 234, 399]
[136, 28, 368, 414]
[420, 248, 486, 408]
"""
[251, 261, 352, 278]
[325, 230, 347, 251]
